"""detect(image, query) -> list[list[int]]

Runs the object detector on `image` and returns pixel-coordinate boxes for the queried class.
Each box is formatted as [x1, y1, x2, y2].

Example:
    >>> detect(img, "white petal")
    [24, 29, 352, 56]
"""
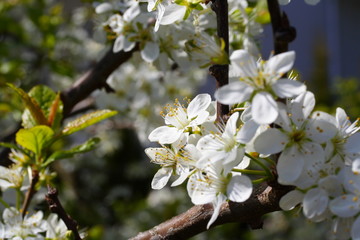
[351, 216, 360, 240]
[145, 147, 167, 162]
[160, 5, 186, 25]
[151, 167, 173, 189]
[279, 190, 304, 210]
[303, 188, 328, 220]
[123, 37, 136, 52]
[223, 112, 239, 139]
[229, 50, 258, 78]
[265, 51, 295, 75]
[123, 3, 140, 22]
[207, 194, 227, 229]
[336, 107, 351, 129]
[352, 158, 360, 174]
[272, 78, 306, 98]
[290, 91, 315, 126]
[141, 41, 159, 62]
[148, 126, 182, 144]
[278, 0, 291, 5]
[306, 118, 337, 143]
[277, 146, 305, 185]
[171, 171, 191, 187]
[304, 0, 320, 5]
[95, 3, 113, 14]
[254, 128, 288, 155]
[227, 175, 252, 202]
[345, 133, 360, 153]
[330, 194, 360, 218]
[113, 35, 124, 53]
[215, 82, 253, 105]
[236, 119, 259, 144]
[251, 92, 278, 125]
[154, 3, 165, 32]
[187, 94, 211, 119]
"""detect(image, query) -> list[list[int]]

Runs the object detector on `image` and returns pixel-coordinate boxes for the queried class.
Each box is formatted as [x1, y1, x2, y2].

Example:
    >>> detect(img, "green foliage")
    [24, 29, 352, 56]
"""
[16, 125, 54, 156]
[45, 137, 100, 167]
[62, 110, 118, 136]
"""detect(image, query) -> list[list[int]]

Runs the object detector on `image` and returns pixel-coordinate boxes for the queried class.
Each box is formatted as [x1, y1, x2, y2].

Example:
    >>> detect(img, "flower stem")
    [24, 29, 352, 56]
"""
[232, 168, 268, 176]
[252, 176, 271, 185]
[245, 153, 272, 177]
[0, 196, 10, 208]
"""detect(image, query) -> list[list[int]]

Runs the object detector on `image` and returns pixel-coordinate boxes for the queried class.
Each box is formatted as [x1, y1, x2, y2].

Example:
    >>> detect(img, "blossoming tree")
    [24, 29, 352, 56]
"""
[1, 0, 360, 239]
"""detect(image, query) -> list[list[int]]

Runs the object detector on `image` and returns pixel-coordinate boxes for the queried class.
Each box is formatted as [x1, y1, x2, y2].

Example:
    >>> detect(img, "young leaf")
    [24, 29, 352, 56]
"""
[22, 85, 63, 129]
[62, 110, 117, 136]
[15, 125, 54, 155]
[43, 137, 100, 167]
[7, 83, 48, 128]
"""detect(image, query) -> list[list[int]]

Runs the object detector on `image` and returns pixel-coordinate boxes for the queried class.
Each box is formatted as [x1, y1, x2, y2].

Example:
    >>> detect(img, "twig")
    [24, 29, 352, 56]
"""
[267, 0, 296, 54]
[21, 169, 39, 218]
[45, 186, 82, 240]
[209, 0, 230, 121]
[131, 182, 293, 240]
[61, 45, 138, 117]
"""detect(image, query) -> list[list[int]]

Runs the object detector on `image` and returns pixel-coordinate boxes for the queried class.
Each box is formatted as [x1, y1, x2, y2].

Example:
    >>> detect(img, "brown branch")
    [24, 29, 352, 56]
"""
[21, 169, 39, 218]
[209, 0, 230, 121]
[45, 186, 82, 240]
[267, 0, 296, 54]
[61, 45, 138, 117]
[131, 181, 292, 240]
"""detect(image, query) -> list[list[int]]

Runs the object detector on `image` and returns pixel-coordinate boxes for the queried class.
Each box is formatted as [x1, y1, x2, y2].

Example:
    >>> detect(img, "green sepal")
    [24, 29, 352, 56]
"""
[62, 110, 117, 136]
[15, 125, 54, 155]
[7, 83, 48, 128]
[43, 137, 100, 167]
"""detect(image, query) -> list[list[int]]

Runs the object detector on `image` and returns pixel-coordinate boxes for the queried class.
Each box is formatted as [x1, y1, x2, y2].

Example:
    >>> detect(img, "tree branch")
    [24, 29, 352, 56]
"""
[45, 186, 82, 240]
[267, 0, 296, 54]
[209, 0, 230, 121]
[21, 169, 39, 218]
[61, 46, 138, 117]
[131, 181, 292, 240]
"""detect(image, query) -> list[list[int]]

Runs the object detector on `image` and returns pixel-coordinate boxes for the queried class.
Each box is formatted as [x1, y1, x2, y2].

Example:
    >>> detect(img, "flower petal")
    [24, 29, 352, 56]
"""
[277, 146, 305, 185]
[227, 175, 252, 202]
[148, 126, 182, 144]
[187, 94, 211, 119]
[207, 194, 227, 229]
[345, 133, 360, 153]
[330, 194, 360, 218]
[279, 190, 304, 210]
[272, 78, 306, 98]
[251, 92, 278, 125]
[151, 167, 173, 189]
[160, 4, 186, 25]
[303, 188, 328, 221]
[265, 51, 295, 75]
[229, 50, 258, 78]
[113, 35, 124, 53]
[351, 216, 360, 240]
[141, 41, 159, 62]
[215, 82, 253, 105]
[254, 128, 288, 155]
[236, 119, 259, 143]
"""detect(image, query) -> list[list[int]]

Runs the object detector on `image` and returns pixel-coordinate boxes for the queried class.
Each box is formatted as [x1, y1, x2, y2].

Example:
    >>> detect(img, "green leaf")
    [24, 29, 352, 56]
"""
[22, 85, 63, 129]
[62, 110, 117, 136]
[44, 137, 100, 167]
[0, 142, 25, 153]
[16, 125, 54, 155]
[7, 83, 48, 128]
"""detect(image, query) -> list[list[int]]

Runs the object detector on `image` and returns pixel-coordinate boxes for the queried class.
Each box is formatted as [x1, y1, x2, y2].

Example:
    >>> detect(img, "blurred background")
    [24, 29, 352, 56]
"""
[1, 0, 359, 239]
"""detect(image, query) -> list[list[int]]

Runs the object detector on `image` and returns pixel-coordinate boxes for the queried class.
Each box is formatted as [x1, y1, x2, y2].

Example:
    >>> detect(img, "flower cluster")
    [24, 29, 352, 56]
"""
[147, 49, 360, 238]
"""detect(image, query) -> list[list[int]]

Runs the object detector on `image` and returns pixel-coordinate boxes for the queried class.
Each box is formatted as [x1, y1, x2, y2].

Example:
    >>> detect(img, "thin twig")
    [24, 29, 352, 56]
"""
[209, 0, 230, 121]
[21, 169, 39, 218]
[45, 186, 82, 240]
[267, 0, 296, 54]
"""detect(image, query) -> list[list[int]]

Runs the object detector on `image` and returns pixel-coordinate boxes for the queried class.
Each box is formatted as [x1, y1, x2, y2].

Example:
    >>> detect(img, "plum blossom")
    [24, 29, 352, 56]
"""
[187, 161, 252, 228]
[0, 207, 47, 239]
[145, 138, 200, 189]
[148, 93, 212, 144]
[254, 91, 337, 187]
[197, 112, 258, 172]
[215, 50, 306, 124]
